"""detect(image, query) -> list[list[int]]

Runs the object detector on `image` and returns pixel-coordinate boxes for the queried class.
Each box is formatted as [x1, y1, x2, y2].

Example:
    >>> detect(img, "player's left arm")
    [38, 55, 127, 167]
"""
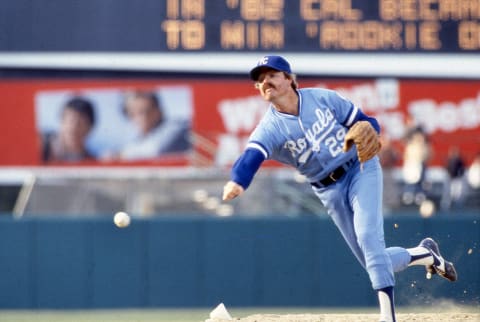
[351, 110, 381, 133]
[328, 90, 380, 133]
[343, 110, 382, 162]
[331, 91, 382, 162]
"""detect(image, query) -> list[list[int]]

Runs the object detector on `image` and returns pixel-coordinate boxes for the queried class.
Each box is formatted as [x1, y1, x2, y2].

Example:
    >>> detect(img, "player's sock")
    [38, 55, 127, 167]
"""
[377, 286, 396, 322]
[407, 246, 434, 266]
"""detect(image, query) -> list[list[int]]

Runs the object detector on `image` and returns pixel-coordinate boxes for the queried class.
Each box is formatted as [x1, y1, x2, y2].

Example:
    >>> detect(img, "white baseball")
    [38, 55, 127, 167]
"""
[113, 211, 131, 228]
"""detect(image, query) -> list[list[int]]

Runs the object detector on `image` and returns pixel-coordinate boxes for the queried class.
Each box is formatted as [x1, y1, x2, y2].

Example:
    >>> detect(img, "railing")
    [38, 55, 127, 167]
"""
[0, 165, 478, 218]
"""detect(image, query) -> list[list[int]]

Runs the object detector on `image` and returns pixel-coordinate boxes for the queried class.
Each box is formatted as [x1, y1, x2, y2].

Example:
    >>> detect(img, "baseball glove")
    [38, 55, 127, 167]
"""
[343, 121, 381, 163]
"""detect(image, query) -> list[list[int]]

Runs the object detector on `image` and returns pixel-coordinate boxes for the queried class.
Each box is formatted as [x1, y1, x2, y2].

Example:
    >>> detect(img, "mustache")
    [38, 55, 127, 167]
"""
[263, 82, 275, 90]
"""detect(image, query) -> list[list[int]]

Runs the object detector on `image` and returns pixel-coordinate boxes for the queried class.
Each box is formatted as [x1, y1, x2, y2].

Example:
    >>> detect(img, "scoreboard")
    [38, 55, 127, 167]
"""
[1, 0, 479, 53]
[161, 0, 480, 52]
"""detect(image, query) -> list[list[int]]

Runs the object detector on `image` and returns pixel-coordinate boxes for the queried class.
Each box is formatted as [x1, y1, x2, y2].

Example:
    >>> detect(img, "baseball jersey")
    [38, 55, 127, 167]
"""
[246, 88, 359, 182]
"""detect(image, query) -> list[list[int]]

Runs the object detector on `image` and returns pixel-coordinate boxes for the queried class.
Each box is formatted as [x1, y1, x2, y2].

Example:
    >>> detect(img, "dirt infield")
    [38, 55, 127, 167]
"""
[207, 312, 480, 321]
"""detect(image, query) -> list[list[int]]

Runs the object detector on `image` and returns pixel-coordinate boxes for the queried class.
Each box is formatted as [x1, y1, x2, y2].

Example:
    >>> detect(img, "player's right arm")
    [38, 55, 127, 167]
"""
[222, 147, 266, 201]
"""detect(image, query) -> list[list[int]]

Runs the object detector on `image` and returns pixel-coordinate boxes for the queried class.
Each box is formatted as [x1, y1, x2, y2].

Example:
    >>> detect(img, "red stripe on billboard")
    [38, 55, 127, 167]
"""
[0, 78, 478, 167]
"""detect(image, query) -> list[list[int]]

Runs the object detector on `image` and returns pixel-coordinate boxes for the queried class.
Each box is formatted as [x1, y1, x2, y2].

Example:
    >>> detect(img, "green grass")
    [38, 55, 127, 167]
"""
[0, 309, 208, 322]
[0, 306, 478, 322]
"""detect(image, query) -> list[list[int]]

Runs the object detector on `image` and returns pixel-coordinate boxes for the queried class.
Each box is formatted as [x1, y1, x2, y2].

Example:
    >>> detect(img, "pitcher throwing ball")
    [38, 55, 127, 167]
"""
[222, 55, 457, 322]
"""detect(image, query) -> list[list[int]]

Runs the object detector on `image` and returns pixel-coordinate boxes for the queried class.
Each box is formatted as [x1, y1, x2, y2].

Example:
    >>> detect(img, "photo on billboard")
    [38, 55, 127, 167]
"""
[34, 85, 193, 164]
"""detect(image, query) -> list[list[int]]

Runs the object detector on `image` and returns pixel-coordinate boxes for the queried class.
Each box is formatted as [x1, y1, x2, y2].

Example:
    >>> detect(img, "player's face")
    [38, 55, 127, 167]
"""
[255, 70, 291, 101]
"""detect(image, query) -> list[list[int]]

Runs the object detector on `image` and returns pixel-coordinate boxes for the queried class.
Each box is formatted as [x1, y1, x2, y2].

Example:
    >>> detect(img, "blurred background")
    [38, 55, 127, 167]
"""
[0, 0, 478, 312]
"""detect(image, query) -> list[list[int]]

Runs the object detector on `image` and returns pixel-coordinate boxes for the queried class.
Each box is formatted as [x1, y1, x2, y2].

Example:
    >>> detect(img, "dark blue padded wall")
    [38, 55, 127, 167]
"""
[0, 216, 477, 309]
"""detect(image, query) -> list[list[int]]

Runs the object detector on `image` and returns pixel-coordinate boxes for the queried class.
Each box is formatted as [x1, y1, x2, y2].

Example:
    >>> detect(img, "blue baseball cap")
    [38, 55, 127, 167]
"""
[249, 55, 292, 81]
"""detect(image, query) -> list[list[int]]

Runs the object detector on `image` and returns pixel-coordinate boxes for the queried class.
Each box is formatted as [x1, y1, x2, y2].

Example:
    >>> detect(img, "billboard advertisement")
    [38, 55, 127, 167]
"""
[0, 78, 478, 167]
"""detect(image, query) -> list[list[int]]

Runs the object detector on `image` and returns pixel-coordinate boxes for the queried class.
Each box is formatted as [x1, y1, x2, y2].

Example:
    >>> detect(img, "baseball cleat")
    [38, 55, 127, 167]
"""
[420, 238, 457, 282]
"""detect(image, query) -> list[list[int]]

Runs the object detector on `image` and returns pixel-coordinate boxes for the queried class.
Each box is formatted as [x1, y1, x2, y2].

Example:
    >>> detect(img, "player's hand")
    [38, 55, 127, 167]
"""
[222, 181, 244, 201]
[343, 121, 381, 163]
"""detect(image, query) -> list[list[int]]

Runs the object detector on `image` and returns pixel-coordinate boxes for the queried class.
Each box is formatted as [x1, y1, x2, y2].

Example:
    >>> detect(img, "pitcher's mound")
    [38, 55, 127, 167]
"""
[207, 312, 480, 321]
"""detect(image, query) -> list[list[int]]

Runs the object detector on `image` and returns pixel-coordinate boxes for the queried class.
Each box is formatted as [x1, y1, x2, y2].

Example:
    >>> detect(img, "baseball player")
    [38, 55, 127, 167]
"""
[222, 55, 457, 322]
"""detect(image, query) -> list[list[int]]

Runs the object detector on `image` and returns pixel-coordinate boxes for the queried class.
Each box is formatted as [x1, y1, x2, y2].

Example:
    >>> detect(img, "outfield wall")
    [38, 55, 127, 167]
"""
[0, 215, 478, 309]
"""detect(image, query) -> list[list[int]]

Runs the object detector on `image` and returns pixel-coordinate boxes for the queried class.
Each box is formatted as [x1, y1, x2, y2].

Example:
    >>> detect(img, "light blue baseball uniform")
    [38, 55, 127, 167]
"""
[238, 87, 411, 290]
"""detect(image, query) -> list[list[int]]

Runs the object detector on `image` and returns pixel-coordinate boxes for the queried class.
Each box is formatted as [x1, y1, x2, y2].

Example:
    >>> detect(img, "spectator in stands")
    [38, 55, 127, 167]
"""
[103, 90, 190, 161]
[401, 115, 432, 206]
[467, 152, 480, 190]
[42, 96, 96, 163]
[378, 135, 401, 214]
[441, 146, 467, 210]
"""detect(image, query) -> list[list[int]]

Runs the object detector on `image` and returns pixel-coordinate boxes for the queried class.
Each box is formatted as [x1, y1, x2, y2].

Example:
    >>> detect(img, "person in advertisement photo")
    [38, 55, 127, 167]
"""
[40, 96, 97, 163]
[102, 90, 191, 161]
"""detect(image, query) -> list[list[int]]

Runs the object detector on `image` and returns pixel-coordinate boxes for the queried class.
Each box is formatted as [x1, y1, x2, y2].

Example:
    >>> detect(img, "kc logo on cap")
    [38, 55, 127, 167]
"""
[249, 55, 292, 81]
[257, 56, 269, 66]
